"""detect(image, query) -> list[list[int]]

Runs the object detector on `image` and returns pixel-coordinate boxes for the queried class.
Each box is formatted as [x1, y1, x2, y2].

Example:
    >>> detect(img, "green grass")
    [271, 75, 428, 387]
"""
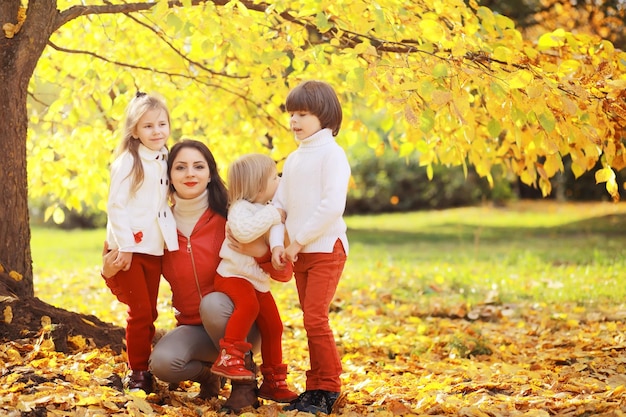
[31, 228, 105, 271]
[343, 201, 626, 307]
[31, 201, 626, 329]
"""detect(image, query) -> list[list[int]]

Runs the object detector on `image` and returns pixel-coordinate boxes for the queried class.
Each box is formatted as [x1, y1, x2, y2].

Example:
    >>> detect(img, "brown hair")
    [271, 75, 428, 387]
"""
[227, 153, 276, 204]
[285, 80, 342, 136]
[168, 139, 229, 219]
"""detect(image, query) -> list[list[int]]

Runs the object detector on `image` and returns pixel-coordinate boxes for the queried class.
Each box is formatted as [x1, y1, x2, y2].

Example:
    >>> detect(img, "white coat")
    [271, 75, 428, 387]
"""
[106, 144, 179, 255]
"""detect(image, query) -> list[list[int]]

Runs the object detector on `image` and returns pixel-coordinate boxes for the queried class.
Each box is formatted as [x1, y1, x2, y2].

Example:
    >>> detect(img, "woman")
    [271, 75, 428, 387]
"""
[103, 139, 274, 412]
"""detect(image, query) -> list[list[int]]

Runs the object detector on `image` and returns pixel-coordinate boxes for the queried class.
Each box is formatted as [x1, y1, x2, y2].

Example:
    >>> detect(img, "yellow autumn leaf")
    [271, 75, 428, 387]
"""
[419, 18, 445, 44]
[2, 22, 17, 38]
[68, 335, 88, 350]
[508, 70, 534, 89]
[128, 395, 153, 413]
[606, 177, 619, 201]
[75, 395, 104, 406]
[9, 270, 22, 281]
[559, 59, 581, 75]
[595, 167, 615, 184]
[543, 154, 562, 177]
[493, 46, 513, 64]
[3, 306, 13, 324]
[538, 29, 566, 49]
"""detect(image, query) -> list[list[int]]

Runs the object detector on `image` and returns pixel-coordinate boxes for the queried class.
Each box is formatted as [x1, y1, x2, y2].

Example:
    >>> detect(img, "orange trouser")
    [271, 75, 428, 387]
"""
[105, 253, 161, 371]
[293, 239, 346, 392]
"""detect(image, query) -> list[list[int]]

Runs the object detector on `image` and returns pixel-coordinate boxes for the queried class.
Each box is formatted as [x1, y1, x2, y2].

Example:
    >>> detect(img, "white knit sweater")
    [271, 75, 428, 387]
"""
[269, 128, 350, 254]
[217, 199, 282, 292]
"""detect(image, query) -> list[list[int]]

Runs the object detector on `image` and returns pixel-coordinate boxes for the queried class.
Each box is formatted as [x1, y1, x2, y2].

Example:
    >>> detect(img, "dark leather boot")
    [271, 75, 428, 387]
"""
[127, 370, 154, 394]
[222, 351, 259, 412]
[193, 363, 222, 400]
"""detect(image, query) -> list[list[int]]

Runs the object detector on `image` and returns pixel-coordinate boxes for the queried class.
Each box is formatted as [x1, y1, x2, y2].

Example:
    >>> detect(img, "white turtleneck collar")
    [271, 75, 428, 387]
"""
[172, 189, 209, 237]
[138, 143, 168, 161]
[297, 128, 335, 148]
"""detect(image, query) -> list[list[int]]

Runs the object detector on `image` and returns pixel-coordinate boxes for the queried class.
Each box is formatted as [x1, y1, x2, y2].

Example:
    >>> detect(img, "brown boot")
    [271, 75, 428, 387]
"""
[258, 364, 298, 403]
[127, 370, 154, 394]
[222, 351, 259, 412]
[193, 363, 222, 400]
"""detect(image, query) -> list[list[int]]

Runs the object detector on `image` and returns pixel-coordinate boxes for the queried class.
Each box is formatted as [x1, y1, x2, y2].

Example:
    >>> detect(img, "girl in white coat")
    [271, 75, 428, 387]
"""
[104, 92, 178, 393]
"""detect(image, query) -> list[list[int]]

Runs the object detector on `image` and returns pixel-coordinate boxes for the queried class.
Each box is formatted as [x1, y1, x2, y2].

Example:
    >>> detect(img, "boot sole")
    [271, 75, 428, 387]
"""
[211, 369, 256, 381]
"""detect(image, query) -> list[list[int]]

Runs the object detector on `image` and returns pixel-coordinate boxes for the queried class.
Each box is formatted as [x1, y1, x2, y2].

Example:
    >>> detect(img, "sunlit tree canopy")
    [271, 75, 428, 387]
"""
[25, 0, 626, 226]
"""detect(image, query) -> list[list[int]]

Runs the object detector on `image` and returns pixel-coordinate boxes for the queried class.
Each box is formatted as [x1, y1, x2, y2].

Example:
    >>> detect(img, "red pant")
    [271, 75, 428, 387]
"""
[294, 239, 346, 392]
[105, 253, 161, 371]
[214, 275, 284, 366]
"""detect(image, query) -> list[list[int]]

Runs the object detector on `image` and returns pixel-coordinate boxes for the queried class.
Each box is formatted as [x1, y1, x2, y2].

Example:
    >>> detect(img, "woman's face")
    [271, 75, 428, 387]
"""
[170, 147, 211, 199]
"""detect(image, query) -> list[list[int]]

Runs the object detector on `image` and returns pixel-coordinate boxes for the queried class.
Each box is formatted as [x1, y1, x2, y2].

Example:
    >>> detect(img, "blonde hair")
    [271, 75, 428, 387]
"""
[227, 153, 276, 204]
[115, 92, 170, 194]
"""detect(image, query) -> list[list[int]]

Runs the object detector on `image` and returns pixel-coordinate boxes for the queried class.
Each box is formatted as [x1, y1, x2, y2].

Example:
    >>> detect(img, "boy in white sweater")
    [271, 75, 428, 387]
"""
[269, 80, 351, 415]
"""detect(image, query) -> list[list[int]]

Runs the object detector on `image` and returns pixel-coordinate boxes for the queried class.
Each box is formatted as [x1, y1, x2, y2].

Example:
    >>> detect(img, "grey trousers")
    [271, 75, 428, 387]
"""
[149, 291, 261, 383]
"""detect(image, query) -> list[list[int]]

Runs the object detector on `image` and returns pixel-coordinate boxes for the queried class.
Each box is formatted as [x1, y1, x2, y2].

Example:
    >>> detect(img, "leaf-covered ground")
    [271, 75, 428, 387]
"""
[3, 202, 626, 416]
[2, 294, 626, 415]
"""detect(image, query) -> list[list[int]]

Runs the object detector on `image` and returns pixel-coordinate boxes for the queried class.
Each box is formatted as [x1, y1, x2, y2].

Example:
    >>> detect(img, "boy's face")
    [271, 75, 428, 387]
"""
[289, 111, 322, 140]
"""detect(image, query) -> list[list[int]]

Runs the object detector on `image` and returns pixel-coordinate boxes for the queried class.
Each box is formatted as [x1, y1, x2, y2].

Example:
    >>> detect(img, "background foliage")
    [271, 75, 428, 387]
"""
[26, 0, 626, 228]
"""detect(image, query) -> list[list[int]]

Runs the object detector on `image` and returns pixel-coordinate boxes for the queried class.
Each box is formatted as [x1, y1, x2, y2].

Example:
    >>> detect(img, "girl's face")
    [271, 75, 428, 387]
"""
[170, 147, 211, 199]
[133, 108, 170, 151]
[289, 111, 322, 140]
[254, 167, 280, 204]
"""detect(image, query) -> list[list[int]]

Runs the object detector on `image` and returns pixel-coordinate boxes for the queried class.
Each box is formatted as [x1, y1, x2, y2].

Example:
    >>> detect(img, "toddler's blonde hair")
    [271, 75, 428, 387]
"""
[227, 153, 276, 204]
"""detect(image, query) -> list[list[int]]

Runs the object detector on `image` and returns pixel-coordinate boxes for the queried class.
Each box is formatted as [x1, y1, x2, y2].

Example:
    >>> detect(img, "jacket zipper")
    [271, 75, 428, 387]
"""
[187, 238, 202, 301]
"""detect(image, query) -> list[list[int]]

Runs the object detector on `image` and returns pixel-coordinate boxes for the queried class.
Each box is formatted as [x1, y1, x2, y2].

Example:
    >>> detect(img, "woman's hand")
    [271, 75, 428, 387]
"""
[226, 224, 268, 257]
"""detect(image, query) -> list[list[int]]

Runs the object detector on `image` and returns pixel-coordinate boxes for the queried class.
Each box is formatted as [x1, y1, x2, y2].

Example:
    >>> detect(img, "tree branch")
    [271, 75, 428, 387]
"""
[45, 40, 287, 135]
[54, 0, 268, 31]
[123, 13, 246, 79]
[55, 2, 153, 32]
[47, 40, 191, 78]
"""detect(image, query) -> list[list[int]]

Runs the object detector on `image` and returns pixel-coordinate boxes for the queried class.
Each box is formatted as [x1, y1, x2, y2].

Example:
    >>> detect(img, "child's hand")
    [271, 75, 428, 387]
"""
[284, 241, 303, 263]
[101, 241, 123, 278]
[114, 251, 133, 271]
[271, 246, 286, 270]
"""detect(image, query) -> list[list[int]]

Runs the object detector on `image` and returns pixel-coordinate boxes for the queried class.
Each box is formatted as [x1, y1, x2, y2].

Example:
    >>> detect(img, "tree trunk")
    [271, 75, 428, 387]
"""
[0, 0, 38, 298]
[0, 2, 126, 353]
